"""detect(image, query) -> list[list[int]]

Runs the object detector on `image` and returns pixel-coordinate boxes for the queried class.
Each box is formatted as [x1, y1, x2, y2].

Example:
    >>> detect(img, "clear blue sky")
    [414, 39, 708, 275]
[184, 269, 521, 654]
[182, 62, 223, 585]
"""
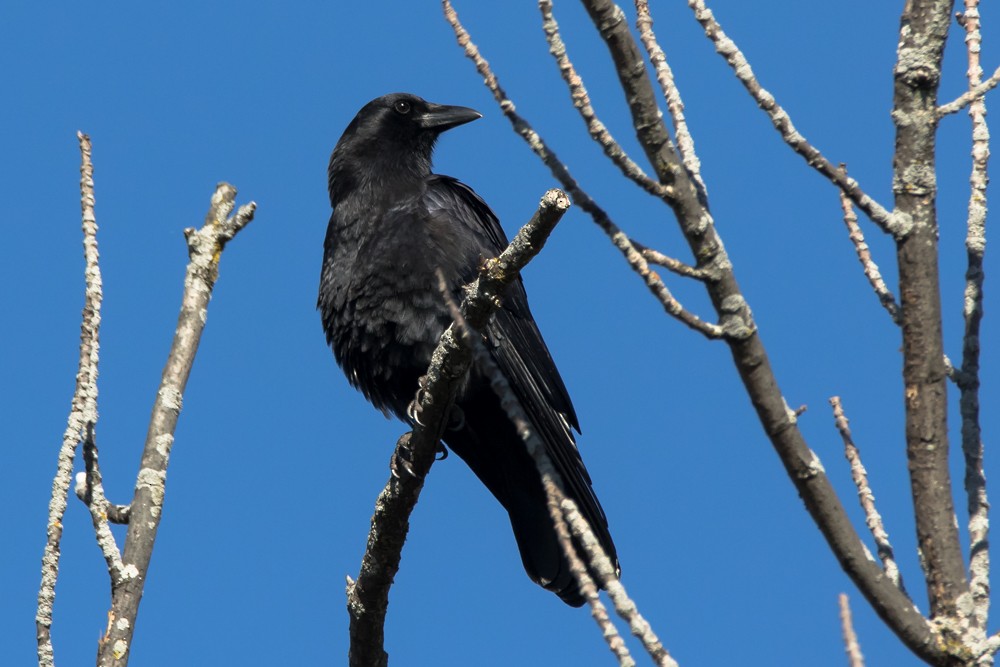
[3, 1, 996, 665]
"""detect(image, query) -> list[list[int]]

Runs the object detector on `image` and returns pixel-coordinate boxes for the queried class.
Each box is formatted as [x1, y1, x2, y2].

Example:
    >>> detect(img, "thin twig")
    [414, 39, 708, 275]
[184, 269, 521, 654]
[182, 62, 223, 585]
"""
[958, 0, 990, 635]
[37, 131, 105, 667]
[347, 190, 571, 667]
[440, 272, 640, 667]
[75, 468, 131, 525]
[443, 0, 725, 340]
[839, 593, 866, 667]
[538, 0, 672, 201]
[458, 303, 674, 667]
[938, 63, 1000, 116]
[632, 240, 708, 279]
[97, 184, 255, 667]
[634, 0, 706, 198]
[79, 426, 124, 576]
[544, 483, 636, 667]
[837, 187, 901, 324]
[830, 397, 904, 591]
[561, 493, 676, 667]
[686, 0, 904, 237]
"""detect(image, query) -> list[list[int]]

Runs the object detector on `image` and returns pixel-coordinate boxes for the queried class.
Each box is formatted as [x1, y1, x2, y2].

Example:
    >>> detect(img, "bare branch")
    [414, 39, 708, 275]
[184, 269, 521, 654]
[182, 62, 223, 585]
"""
[839, 594, 866, 667]
[958, 0, 990, 635]
[97, 184, 256, 667]
[937, 63, 1000, 116]
[837, 188, 901, 324]
[545, 486, 636, 667]
[74, 469, 131, 525]
[890, 0, 968, 620]
[538, 0, 672, 200]
[443, 0, 725, 340]
[37, 131, 105, 667]
[634, 0, 707, 197]
[347, 190, 571, 667]
[78, 426, 125, 577]
[632, 240, 710, 280]
[830, 397, 904, 591]
[686, 0, 903, 237]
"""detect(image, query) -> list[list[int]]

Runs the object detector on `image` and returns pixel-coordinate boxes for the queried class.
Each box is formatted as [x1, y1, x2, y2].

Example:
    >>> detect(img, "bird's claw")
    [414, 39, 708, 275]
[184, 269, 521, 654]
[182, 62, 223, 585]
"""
[406, 375, 433, 427]
[435, 442, 449, 461]
[391, 434, 418, 479]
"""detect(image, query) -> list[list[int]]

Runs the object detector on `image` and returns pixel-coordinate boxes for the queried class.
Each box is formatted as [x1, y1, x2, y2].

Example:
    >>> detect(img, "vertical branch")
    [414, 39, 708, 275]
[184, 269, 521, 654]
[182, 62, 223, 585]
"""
[37, 131, 104, 667]
[97, 185, 255, 667]
[958, 0, 990, 634]
[890, 0, 968, 620]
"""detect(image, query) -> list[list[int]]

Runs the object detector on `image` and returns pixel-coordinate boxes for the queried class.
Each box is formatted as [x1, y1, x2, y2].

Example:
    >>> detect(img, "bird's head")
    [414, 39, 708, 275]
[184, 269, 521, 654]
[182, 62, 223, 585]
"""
[329, 93, 482, 202]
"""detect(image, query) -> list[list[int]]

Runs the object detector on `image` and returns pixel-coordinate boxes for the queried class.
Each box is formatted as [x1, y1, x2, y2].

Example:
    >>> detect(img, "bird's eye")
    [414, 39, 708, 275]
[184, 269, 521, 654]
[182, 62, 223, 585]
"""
[393, 100, 411, 114]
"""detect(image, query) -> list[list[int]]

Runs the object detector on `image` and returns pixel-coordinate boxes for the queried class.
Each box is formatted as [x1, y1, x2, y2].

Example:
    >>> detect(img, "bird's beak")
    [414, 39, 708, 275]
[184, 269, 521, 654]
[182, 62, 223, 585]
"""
[416, 104, 482, 132]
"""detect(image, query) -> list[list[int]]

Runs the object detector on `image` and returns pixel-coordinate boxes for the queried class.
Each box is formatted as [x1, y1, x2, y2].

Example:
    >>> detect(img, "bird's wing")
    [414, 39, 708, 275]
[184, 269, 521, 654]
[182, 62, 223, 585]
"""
[424, 176, 615, 567]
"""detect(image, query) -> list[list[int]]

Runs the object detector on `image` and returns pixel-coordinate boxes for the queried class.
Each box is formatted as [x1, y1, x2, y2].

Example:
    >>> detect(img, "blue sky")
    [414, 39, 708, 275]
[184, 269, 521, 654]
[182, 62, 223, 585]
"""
[3, 1, 997, 665]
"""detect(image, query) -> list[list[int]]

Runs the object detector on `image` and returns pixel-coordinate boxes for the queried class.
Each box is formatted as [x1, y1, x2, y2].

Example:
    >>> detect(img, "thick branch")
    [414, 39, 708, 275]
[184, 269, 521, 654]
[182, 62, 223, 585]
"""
[577, 0, 946, 660]
[97, 184, 255, 667]
[890, 0, 968, 622]
[346, 190, 570, 667]
[37, 131, 104, 667]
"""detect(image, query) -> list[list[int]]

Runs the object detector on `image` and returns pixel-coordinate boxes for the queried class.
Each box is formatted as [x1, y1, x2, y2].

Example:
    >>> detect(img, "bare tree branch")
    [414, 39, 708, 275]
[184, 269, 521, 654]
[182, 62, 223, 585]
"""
[890, 0, 968, 623]
[456, 296, 676, 667]
[839, 593, 866, 667]
[97, 184, 256, 667]
[686, 0, 904, 237]
[958, 0, 991, 637]
[570, 0, 942, 660]
[938, 62, 1000, 116]
[837, 187, 901, 324]
[443, 0, 726, 341]
[830, 397, 904, 591]
[538, 0, 672, 201]
[79, 426, 125, 577]
[346, 190, 571, 667]
[37, 131, 104, 667]
[437, 267, 642, 667]
[634, 0, 707, 198]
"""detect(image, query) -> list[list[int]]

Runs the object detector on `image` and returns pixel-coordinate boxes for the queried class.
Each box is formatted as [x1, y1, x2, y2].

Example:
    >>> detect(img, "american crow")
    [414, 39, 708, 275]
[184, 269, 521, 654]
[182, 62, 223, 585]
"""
[319, 92, 618, 606]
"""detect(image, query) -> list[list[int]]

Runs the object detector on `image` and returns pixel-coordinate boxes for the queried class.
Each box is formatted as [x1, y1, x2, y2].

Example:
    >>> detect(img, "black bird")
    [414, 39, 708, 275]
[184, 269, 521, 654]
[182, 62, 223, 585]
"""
[319, 93, 618, 606]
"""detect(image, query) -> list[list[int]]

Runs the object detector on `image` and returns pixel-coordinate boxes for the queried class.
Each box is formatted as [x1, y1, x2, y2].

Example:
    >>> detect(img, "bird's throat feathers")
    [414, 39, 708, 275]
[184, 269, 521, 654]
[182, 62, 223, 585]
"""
[328, 131, 437, 208]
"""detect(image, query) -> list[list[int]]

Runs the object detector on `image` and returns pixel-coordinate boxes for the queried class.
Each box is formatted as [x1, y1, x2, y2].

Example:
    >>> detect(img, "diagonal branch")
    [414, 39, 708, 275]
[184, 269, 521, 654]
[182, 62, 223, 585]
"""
[830, 397, 904, 591]
[539, 0, 673, 201]
[37, 131, 104, 667]
[443, 0, 725, 341]
[686, 0, 904, 238]
[634, 0, 707, 198]
[346, 190, 571, 667]
[938, 62, 1000, 116]
[837, 187, 901, 324]
[97, 184, 256, 667]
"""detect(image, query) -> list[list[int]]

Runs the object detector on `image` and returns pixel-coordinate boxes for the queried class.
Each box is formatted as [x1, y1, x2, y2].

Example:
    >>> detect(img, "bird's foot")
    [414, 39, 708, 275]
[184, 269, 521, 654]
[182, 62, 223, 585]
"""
[435, 442, 449, 461]
[405, 375, 432, 427]
[390, 434, 418, 479]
